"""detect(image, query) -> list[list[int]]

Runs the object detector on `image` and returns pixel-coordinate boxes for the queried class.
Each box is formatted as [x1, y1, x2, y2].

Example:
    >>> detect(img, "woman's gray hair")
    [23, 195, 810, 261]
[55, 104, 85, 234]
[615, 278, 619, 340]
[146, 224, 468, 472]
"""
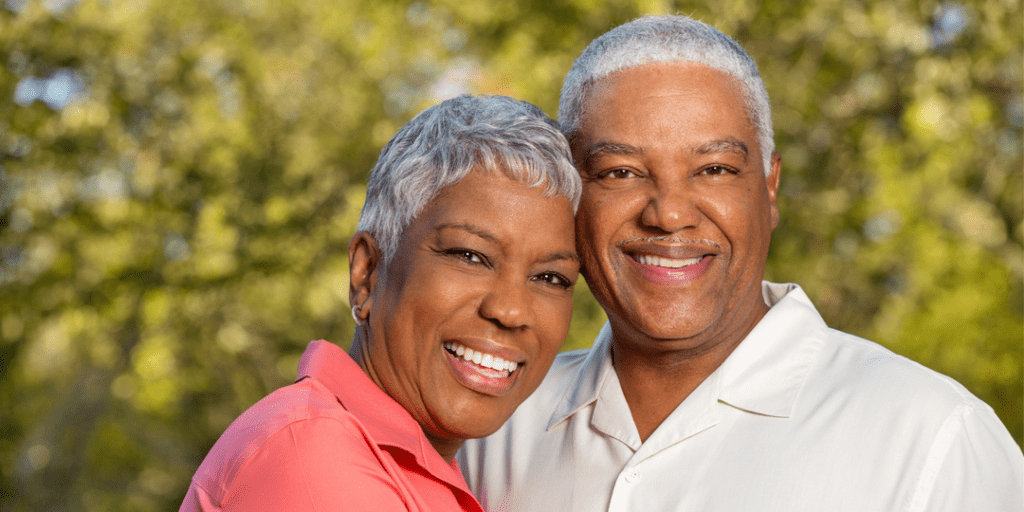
[357, 94, 581, 266]
[559, 15, 775, 174]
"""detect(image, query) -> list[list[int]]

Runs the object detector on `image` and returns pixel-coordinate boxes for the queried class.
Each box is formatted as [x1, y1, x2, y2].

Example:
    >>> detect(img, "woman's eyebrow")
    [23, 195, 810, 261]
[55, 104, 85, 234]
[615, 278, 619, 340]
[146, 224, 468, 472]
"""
[436, 223, 577, 263]
[537, 251, 580, 264]
[435, 223, 498, 244]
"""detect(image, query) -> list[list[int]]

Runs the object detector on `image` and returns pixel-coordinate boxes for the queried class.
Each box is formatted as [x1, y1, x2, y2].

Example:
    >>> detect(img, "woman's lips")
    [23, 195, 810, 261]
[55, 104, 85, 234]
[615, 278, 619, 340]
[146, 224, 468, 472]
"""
[444, 341, 519, 372]
[443, 341, 522, 396]
[628, 252, 713, 286]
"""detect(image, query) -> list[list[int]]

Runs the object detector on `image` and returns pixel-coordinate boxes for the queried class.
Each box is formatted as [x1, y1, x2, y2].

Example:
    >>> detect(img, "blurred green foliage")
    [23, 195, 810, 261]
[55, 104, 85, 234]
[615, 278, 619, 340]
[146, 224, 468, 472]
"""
[0, 0, 1020, 509]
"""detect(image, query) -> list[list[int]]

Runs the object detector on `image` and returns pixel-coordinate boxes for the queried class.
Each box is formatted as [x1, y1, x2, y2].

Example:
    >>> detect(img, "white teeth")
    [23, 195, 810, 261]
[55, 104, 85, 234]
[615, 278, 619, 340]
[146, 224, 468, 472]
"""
[635, 254, 703, 268]
[444, 341, 520, 374]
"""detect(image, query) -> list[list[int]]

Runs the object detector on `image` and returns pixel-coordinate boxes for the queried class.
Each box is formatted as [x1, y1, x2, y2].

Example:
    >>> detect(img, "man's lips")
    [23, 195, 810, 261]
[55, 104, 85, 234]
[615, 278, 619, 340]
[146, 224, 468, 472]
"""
[619, 240, 718, 286]
[617, 237, 721, 260]
[631, 253, 705, 269]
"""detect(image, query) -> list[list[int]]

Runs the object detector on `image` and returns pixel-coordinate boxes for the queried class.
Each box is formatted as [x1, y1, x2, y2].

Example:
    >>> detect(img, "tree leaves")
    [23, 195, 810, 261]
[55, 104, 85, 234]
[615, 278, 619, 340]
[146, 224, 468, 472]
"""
[1, 0, 1020, 509]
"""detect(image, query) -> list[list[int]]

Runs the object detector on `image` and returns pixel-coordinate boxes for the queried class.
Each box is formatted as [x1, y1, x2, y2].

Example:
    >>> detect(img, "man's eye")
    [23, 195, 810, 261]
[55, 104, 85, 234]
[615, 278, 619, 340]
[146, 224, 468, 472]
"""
[700, 165, 733, 176]
[601, 168, 637, 179]
[534, 272, 573, 289]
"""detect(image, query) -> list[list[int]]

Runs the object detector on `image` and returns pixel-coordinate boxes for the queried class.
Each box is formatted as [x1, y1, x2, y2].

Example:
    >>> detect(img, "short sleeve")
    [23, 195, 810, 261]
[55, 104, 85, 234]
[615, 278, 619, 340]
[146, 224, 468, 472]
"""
[219, 416, 413, 512]
[906, 402, 1024, 512]
[180, 481, 222, 512]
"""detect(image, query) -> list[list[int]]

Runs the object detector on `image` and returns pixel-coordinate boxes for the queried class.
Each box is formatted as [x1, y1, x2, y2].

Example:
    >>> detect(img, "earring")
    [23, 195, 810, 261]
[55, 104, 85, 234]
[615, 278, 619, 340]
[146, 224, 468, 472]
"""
[351, 305, 366, 326]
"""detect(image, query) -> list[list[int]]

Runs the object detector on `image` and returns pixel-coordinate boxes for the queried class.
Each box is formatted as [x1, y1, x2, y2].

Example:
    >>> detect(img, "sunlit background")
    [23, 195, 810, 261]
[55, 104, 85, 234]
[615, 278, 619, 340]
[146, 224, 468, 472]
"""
[0, 0, 1020, 510]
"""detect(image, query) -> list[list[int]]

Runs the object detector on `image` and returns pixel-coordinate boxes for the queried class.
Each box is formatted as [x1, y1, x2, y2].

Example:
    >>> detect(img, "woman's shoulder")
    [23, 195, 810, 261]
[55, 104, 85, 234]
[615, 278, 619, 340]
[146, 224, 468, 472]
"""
[188, 379, 377, 506]
[228, 378, 360, 445]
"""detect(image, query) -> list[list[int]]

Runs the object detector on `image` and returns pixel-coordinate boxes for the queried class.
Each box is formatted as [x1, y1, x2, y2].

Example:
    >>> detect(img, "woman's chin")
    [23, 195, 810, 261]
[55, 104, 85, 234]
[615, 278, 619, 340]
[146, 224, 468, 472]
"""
[426, 396, 521, 444]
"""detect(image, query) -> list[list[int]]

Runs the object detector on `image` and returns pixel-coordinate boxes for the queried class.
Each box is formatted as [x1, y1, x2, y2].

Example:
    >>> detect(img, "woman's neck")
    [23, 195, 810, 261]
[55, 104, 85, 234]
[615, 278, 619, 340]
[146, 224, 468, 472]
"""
[349, 331, 462, 464]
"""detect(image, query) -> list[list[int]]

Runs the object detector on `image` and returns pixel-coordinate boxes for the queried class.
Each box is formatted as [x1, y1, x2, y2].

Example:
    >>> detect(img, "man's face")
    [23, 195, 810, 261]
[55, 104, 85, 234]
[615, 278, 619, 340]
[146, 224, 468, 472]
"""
[573, 61, 781, 354]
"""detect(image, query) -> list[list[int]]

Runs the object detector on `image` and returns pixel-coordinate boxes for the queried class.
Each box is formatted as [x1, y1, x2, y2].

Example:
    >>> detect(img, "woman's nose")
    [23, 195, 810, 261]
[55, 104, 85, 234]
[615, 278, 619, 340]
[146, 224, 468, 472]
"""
[479, 279, 531, 330]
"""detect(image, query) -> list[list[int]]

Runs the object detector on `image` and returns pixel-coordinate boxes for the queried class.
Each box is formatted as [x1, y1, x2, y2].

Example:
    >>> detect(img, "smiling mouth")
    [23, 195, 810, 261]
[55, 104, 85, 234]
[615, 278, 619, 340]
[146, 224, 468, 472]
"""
[443, 341, 519, 376]
[631, 254, 706, 268]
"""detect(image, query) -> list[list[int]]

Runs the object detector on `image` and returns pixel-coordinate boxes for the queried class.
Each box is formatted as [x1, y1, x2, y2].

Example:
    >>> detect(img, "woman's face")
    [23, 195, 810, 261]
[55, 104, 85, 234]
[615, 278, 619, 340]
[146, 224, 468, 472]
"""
[357, 170, 578, 461]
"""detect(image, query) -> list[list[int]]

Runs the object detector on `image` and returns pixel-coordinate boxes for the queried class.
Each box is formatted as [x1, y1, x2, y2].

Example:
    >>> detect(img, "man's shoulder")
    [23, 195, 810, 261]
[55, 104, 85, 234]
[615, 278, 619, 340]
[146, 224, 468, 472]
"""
[808, 325, 987, 418]
[529, 348, 594, 403]
[763, 282, 984, 414]
[793, 326, 1022, 508]
[551, 347, 592, 375]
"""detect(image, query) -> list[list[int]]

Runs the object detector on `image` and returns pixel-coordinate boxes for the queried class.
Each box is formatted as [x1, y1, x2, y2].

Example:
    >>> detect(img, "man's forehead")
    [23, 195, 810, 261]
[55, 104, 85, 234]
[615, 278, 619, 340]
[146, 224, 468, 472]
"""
[590, 60, 743, 94]
[575, 62, 759, 153]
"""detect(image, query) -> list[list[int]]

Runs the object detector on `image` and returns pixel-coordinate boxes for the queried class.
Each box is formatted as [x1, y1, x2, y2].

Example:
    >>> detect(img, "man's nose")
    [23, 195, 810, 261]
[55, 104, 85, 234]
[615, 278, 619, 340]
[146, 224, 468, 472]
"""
[640, 179, 701, 233]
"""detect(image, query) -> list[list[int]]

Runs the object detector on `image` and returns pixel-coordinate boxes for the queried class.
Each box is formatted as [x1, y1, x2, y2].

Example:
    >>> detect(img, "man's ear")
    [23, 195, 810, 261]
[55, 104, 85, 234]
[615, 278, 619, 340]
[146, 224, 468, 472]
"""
[348, 231, 382, 323]
[767, 151, 782, 230]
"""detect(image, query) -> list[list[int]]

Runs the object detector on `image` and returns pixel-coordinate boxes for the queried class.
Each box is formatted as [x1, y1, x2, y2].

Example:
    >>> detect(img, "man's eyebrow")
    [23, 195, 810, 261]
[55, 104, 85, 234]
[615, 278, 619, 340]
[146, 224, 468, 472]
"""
[583, 141, 645, 164]
[692, 139, 749, 162]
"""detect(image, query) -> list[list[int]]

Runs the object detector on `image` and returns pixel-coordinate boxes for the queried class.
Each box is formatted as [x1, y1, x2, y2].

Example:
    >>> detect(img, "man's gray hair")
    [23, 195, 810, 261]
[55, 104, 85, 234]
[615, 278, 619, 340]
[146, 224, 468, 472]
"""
[559, 15, 775, 174]
[357, 94, 581, 266]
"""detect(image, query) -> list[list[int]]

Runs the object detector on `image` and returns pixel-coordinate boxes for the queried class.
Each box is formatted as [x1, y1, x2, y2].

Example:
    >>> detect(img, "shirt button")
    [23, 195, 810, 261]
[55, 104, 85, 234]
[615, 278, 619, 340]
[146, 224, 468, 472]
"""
[624, 468, 641, 483]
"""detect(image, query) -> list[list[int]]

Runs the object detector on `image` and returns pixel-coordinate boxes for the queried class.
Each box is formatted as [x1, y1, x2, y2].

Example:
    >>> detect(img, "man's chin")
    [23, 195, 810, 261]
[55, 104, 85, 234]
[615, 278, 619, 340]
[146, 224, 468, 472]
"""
[610, 311, 719, 349]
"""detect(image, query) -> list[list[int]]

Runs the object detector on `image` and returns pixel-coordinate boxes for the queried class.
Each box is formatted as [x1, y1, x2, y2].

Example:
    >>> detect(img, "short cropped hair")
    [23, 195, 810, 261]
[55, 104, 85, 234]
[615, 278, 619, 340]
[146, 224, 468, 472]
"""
[357, 94, 581, 266]
[559, 15, 775, 174]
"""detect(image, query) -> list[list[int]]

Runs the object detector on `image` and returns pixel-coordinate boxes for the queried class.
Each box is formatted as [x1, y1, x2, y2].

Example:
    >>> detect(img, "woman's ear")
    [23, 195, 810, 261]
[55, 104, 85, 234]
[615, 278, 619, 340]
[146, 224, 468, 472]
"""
[348, 231, 382, 323]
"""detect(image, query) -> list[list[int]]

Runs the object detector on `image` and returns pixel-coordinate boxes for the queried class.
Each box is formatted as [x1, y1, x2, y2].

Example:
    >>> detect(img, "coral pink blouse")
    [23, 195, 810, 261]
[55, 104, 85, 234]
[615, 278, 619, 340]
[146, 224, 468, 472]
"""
[180, 340, 484, 512]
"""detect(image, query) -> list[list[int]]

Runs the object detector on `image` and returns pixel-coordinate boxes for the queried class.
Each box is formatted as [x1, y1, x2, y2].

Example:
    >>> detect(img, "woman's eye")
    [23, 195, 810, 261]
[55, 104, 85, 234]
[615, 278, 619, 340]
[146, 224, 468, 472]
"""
[534, 272, 573, 289]
[446, 249, 485, 265]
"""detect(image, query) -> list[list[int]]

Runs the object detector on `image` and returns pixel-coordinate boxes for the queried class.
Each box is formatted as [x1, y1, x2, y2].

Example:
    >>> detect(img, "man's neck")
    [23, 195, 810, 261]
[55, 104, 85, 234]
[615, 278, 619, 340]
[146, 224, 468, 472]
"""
[610, 301, 770, 442]
[611, 341, 731, 442]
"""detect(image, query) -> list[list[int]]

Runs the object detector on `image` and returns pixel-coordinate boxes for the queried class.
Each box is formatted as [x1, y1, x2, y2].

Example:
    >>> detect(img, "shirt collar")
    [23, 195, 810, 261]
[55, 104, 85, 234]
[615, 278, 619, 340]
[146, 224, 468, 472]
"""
[548, 323, 615, 431]
[295, 340, 472, 492]
[715, 282, 825, 417]
[547, 282, 825, 428]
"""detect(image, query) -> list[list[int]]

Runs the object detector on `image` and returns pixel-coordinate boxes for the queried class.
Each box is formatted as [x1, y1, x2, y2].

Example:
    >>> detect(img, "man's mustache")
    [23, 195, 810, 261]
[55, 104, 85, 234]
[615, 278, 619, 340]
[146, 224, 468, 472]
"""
[616, 236, 722, 250]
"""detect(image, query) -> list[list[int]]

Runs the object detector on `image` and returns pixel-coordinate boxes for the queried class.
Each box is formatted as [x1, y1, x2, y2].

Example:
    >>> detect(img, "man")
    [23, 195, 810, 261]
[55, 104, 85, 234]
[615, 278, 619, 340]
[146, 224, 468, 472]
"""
[459, 15, 1023, 511]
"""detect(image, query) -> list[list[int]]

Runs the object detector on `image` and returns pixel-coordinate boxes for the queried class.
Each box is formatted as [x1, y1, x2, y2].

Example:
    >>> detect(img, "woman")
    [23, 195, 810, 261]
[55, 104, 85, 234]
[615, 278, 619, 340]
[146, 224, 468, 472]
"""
[180, 94, 582, 511]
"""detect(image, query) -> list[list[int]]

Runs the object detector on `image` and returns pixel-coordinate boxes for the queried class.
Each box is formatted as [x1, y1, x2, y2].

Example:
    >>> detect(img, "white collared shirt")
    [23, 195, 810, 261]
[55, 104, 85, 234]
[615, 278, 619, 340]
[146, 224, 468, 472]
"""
[459, 282, 1023, 511]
